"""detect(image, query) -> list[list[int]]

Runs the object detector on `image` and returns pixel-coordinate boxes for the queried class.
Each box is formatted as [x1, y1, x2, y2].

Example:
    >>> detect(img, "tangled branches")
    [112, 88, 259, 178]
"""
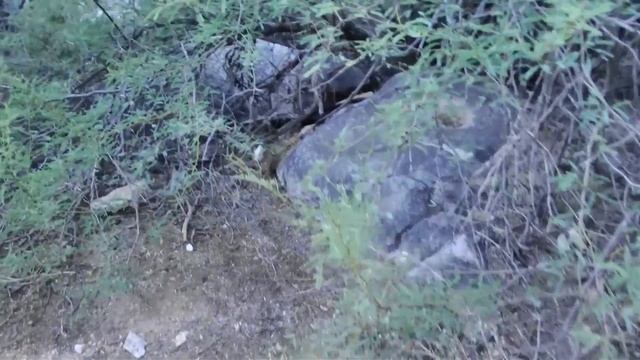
[466, 7, 640, 358]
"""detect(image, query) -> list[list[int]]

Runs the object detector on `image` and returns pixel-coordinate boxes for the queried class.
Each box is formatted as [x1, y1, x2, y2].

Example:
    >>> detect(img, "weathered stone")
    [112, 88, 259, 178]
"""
[123, 331, 146, 359]
[201, 46, 238, 99]
[174, 330, 188, 348]
[90, 181, 148, 214]
[396, 212, 478, 266]
[201, 39, 304, 124]
[266, 61, 316, 121]
[201, 39, 300, 100]
[277, 72, 513, 275]
[267, 56, 371, 119]
[201, 42, 381, 126]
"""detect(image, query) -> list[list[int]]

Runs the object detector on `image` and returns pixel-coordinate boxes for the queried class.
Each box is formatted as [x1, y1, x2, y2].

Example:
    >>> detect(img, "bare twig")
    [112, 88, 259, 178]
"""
[560, 213, 633, 337]
[602, 152, 640, 188]
[46, 89, 122, 103]
[325, 59, 380, 115]
[0, 271, 75, 286]
[126, 205, 140, 263]
[92, 0, 131, 44]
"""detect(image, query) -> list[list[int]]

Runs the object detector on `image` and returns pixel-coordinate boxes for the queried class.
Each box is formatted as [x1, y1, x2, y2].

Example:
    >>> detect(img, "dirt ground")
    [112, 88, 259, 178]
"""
[1, 177, 332, 359]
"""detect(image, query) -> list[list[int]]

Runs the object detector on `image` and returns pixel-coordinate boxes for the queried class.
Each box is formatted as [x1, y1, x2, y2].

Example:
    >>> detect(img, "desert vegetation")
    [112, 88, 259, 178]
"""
[1, 0, 639, 358]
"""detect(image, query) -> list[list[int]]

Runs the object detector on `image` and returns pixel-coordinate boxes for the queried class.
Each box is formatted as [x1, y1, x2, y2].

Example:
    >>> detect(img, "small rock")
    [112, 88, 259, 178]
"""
[123, 331, 146, 359]
[253, 144, 265, 163]
[185, 243, 194, 252]
[73, 344, 85, 354]
[174, 331, 189, 348]
[90, 181, 148, 213]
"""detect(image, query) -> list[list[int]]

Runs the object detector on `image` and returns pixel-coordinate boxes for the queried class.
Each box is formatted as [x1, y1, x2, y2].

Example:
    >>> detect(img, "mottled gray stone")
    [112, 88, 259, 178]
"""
[277, 72, 514, 275]
[201, 39, 300, 99]
[201, 43, 378, 125]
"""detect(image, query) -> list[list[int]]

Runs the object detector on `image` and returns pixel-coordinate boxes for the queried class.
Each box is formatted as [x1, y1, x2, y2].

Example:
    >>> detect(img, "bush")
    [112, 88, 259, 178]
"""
[1, 0, 639, 358]
[279, 1, 640, 358]
[0, 0, 252, 288]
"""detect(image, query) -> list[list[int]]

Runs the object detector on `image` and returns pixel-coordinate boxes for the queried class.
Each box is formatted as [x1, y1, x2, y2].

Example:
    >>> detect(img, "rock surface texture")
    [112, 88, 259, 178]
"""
[201, 40, 380, 127]
[277, 72, 514, 278]
[201, 39, 301, 121]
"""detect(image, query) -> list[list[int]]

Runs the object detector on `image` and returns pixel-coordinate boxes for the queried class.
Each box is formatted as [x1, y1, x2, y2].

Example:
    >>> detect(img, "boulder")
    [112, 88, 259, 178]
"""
[201, 41, 380, 126]
[0, 0, 20, 15]
[394, 213, 480, 282]
[277, 72, 514, 276]
[201, 39, 301, 121]
[201, 39, 300, 99]
[268, 54, 375, 121]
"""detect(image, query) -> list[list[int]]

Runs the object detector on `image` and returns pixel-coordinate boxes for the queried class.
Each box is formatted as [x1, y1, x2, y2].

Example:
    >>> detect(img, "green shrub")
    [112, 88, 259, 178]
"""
[0, 0, 253, 288]
[278, 0, 640, 358]
[1, 1, 638, 358]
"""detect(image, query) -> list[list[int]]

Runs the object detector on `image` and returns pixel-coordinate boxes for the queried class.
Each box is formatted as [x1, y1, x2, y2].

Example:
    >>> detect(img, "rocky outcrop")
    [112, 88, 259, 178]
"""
[277, 72, 514, 278]
[199, 38, 514, 278]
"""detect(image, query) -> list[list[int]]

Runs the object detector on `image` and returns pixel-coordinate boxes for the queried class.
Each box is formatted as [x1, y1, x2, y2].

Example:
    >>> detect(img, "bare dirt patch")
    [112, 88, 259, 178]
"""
[1, 179, 332, 359]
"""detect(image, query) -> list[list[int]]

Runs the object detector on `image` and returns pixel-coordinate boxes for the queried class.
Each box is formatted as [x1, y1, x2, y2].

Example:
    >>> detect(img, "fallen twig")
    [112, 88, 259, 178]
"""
[46, 89, 122, 103]
[0, 271, 76, 286]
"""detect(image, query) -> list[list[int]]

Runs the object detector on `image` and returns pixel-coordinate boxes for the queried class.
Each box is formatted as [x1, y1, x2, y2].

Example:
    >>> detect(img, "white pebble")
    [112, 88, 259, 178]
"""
[123, 331, 146, 359]
[174, 331, 189, 348]
[185, 243, 194, 252]
[253, 144, 265, 163]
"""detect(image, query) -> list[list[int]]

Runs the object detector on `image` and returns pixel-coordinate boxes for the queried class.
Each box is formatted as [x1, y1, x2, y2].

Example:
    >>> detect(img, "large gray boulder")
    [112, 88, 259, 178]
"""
[277, 72, 514, 276]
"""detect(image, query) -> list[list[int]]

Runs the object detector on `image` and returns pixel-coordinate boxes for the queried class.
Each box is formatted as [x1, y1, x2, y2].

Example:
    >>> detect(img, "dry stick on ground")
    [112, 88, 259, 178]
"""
[126, 204, 140, 264]
[0, 271, 76, 287]
[46, 89, 122, 103]
[276, 59, 380, 136]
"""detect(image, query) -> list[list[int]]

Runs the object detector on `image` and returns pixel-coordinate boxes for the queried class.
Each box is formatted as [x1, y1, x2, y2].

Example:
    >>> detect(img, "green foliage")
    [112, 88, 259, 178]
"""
[296, 188, 501, 358]
[0, 74, 101, 230]
[0, 65, 102, 285]
[0, 0, 253, 290]
[1, 1, 116, 77]
[278, 0, 640, 358]
[1, 0, 639, 358]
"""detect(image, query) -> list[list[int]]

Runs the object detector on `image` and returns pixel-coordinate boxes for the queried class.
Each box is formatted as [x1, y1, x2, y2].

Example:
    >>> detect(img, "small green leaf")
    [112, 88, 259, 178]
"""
[556, 233, 571, 253]
[555, 172, 579, 192]
[572, 325, 602, 353]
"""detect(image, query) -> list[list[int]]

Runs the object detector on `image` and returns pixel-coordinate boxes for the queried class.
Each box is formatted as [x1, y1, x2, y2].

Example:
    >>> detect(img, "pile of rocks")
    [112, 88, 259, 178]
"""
[200, 38, 514, 280]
